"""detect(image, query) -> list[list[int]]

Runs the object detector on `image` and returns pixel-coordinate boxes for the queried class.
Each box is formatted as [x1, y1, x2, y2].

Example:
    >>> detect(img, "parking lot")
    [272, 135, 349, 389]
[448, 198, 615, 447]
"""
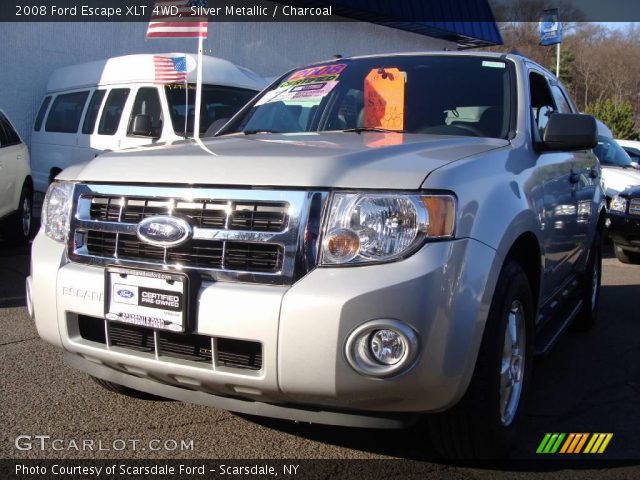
[1, 235, 639, 478]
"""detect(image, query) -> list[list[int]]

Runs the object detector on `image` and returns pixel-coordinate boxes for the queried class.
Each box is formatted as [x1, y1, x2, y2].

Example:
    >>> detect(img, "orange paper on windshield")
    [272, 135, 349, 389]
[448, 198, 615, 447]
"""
[364, 68, 404, 131]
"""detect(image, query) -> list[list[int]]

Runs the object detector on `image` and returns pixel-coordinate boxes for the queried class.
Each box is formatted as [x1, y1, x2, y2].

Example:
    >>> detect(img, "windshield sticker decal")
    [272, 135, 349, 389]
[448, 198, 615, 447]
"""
[254, 64, 347, 106]
[364, 67, 405, 131]
[279, 63, 347, 88]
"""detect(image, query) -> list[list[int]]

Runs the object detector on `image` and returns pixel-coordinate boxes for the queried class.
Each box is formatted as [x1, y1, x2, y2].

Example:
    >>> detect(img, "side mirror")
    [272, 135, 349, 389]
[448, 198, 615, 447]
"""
[541, 113, 597, 151]
[129, 114, 154, 137]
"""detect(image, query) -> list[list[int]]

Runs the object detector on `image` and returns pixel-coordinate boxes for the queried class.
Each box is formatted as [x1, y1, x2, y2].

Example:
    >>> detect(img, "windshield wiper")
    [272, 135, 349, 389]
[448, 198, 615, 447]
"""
[243, 129, 281, 135]
[342, 127, 406, 134]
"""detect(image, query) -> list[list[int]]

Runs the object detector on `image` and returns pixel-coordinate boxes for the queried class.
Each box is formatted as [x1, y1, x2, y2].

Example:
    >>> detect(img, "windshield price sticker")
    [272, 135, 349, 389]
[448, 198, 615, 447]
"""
[105, 268, 187, 332]
[255, 64, 347, 106]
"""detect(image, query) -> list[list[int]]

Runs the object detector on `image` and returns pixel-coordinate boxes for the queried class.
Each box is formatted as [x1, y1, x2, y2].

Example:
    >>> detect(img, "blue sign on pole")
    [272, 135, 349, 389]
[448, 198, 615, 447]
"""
[539, 8, 562, 46]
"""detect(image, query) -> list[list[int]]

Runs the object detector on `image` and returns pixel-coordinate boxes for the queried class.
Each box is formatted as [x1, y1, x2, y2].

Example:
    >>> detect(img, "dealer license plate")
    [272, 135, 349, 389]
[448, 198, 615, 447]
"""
[105, 266, 188, 332]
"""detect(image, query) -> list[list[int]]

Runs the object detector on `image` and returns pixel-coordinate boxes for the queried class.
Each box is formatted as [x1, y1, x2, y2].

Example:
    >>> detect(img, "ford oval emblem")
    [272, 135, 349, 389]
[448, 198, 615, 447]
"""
[137, 216, 192, 247]
[116, 289, 135, 299]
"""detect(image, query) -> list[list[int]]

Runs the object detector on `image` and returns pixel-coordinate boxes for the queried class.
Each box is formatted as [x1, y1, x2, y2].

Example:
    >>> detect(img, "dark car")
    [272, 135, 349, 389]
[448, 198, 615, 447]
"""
[607, 185, 640, 264]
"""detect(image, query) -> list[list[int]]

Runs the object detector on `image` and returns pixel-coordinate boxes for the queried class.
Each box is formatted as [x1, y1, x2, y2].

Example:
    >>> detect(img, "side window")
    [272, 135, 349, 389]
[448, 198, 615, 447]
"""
[0, 113, 21, 146]
[34, 96, 52, 132]
[529, 72, 557, 137]
[98, 88, 130, 135]
[128, 87, 163, 136]
[0, 116, 9, 147]
[45, 91, 89, 133]
[551, 85, 572, 113]
[82, 90, 106, 134]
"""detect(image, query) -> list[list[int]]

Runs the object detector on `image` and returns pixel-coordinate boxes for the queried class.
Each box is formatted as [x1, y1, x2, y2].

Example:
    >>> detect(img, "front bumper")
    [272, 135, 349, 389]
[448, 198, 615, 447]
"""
[30, 232, 499, 426]
[606, 211, 640, 252]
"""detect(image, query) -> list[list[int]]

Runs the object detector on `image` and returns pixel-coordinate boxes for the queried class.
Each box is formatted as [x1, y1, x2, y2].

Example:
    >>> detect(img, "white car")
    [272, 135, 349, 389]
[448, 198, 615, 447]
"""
[616, 139, 640, 167]
[595, 121, 640, 200]
[0, 109, 32, 244]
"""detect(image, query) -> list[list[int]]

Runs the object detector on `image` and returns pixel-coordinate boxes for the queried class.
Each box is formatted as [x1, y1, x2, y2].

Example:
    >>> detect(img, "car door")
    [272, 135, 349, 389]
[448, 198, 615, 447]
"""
[0, 112, 25, 219]
[550, 83, 599, 253]
[529, 70, 581, 300]
[119, 86, 165, 149]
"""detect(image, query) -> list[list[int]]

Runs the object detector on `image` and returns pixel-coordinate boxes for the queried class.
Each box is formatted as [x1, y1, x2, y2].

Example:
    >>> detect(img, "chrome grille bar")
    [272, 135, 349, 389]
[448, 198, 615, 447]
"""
[68, 184, 327, 285]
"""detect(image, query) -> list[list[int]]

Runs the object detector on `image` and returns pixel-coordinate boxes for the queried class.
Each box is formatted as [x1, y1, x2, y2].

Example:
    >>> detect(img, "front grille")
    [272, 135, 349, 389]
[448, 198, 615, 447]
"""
[70, 185, 325, 285]
[89, 196, 288, 232]
[84, 231, 281, 272]
[76, 316, 262, 370]
[630, 198, 640, 216]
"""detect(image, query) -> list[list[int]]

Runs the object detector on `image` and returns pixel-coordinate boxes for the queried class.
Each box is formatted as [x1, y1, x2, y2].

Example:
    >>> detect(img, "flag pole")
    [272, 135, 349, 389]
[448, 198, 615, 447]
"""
[193, 36, 204, 140]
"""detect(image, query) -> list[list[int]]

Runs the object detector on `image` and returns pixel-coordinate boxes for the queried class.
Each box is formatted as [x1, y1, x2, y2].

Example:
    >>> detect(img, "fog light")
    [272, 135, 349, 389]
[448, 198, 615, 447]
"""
[370, 329, 405, 365]
[345, 319, 419, 377]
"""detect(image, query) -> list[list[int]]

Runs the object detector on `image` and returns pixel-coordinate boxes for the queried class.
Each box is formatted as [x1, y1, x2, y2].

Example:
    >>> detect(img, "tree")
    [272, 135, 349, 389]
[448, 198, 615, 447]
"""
[549, 46, 575, 87]
[585, 99, 638, 140]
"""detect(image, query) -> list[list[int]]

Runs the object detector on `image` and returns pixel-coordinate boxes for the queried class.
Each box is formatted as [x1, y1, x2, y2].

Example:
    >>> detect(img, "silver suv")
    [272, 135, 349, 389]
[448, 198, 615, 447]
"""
[28, 53, 603, 458]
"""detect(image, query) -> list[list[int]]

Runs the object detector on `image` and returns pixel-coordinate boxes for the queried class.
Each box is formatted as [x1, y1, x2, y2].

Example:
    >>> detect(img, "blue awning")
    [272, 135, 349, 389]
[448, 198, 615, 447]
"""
[286, 0, 503, 48]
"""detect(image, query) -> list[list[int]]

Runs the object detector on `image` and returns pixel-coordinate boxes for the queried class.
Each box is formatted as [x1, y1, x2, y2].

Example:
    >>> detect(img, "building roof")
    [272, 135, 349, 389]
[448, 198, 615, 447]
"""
[287, 0, 502, 48]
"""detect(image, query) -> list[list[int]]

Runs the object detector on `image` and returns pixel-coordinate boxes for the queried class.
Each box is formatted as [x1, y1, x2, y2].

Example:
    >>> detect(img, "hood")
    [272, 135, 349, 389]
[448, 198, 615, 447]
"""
[68, 132, 509, 190]
[601, 166, 640, 196]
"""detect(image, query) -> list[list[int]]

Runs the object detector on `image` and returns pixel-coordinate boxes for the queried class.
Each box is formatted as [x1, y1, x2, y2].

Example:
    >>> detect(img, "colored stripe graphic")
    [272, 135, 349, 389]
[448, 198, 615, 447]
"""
[537, 433, 613, 454]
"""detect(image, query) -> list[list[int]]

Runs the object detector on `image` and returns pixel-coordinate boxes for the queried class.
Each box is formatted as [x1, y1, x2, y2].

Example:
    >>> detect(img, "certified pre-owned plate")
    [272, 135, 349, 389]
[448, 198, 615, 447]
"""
[105, 266, 188, 332]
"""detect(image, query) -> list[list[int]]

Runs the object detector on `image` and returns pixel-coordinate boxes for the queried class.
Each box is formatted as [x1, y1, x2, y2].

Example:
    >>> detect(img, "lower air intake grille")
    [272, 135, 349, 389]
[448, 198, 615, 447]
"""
[76, 316, 262, 371]
[217, 338, 263, 370]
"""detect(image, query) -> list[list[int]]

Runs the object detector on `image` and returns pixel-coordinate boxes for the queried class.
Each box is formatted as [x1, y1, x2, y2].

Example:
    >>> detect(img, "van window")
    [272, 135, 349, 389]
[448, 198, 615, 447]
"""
[165, 84, 256, 137]
[34, 96, 52, 131]
[82, 90, 106, 134]
[128, 87, 162, 136]
[45, 91, 89, 133]
[98, 88, 130, 135]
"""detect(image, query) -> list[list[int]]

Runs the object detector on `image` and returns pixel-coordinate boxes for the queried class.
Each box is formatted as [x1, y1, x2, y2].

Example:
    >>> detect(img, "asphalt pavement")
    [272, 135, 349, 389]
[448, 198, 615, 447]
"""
[1, 236, 639, 479]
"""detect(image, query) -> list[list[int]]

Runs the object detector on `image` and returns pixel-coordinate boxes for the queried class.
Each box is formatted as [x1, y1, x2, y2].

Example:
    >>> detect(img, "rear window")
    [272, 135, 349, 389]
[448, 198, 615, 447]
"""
[45, 91, 89, 133]
[82, 90, 106, 134]
[98, 88, 130, 135]
[34, 96, 51, 132]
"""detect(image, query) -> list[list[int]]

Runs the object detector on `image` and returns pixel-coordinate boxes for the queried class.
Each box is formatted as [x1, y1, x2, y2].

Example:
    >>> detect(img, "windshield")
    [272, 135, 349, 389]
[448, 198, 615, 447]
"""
[165, 84, 257, 137]
[594, 136, 634, 167]
[218, 56, 513, 138]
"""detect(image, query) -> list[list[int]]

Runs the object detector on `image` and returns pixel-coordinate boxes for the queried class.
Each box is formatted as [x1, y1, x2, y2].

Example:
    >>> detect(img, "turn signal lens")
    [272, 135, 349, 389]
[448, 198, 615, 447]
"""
[323, 228, 360, 263]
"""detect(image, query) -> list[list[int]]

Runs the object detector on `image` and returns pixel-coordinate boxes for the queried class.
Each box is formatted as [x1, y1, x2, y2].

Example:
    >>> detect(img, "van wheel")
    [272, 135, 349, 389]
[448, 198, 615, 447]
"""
[573, 233, 602, 331]
[1, 183, 33, 245]
[427, 260, 533, 459]
[614, 243, 640, 265]
[91, 376, 167, 400]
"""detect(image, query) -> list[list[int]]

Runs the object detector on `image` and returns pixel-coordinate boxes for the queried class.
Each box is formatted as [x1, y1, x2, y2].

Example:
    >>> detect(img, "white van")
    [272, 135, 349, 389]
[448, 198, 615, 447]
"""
[31, 54, 266, 193]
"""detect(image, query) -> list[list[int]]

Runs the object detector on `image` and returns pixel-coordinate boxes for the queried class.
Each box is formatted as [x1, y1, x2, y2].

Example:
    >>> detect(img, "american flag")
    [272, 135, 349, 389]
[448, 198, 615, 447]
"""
[153, 56, 188, 84]
[146, 0, 208, 38]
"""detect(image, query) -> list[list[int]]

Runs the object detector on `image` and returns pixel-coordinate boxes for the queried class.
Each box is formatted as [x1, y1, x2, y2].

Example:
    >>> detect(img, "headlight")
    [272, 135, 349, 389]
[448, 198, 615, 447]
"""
[610, 196, 628, 213]
[320, 192, 455, 265]
[42, 181, 74, 242]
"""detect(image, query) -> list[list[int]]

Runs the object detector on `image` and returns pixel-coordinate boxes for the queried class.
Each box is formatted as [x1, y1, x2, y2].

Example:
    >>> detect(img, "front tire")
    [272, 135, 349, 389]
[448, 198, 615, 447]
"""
[0, 182, 33, 245]
[427, 260, 534, 459]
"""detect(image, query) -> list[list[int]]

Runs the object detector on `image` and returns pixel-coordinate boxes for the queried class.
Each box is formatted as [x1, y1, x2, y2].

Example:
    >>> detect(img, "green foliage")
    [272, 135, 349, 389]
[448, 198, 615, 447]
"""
[549, 48, 575, 86]
[585, 99, 638, 140]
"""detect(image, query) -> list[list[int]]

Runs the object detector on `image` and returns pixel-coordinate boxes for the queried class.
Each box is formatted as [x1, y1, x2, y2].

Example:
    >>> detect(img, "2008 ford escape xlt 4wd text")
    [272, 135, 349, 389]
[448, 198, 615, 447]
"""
[28, 53, 604, 459]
